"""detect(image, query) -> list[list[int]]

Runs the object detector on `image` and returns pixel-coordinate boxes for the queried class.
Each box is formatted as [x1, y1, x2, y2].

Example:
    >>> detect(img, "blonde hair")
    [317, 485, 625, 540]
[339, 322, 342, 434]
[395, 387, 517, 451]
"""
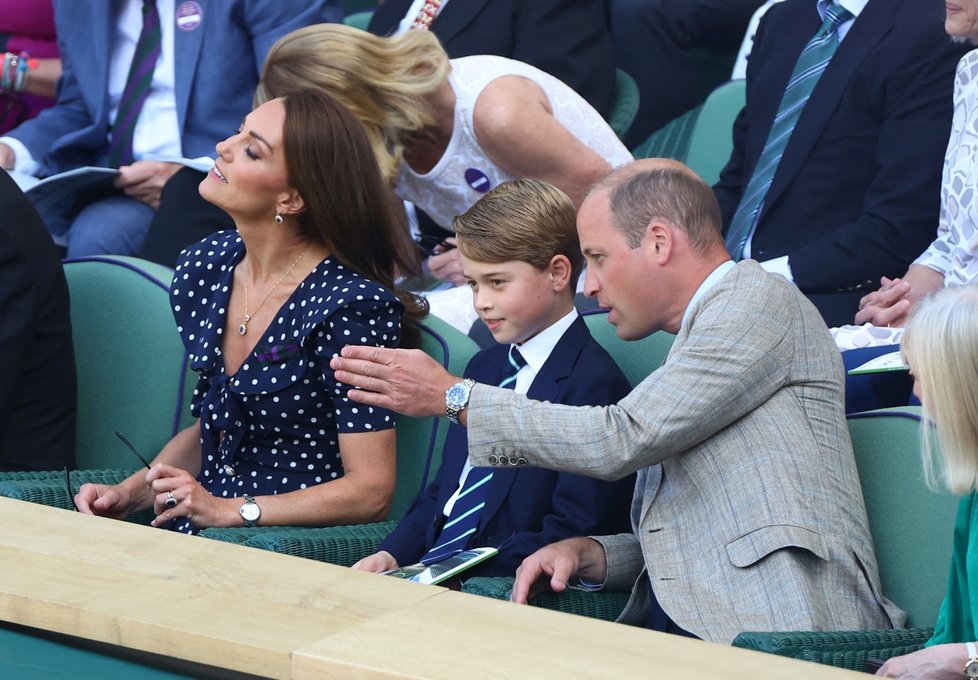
[902, 285, 978, 494]
[452, 179, 583, 288]
[257, 23, 450, 183]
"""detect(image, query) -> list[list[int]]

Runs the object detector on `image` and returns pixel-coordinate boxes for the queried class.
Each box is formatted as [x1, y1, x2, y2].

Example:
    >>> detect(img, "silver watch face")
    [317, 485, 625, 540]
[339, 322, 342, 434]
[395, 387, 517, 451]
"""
[966, 660, 978, 678]
[446, 382, 471, 410]
[240, 500, 260, 522]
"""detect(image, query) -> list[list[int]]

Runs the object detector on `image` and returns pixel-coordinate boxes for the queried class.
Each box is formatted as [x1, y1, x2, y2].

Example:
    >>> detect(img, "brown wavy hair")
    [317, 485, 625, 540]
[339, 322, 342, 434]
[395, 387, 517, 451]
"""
[281, 89, 428, 346]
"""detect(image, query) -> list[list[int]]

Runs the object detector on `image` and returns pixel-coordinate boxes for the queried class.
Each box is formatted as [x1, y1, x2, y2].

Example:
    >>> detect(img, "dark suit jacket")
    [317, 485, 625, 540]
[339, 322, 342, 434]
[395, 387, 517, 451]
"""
[379, 315, 634, 577]
[713, 0, 968, 326]
[0, 171, 75, 470]
[368, 0, 616, 118]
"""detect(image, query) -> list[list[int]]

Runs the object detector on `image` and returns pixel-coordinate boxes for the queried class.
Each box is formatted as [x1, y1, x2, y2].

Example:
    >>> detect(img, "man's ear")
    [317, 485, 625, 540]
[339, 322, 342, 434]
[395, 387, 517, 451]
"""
[548, 254, 573, 293]
[646, 222, 673, 264]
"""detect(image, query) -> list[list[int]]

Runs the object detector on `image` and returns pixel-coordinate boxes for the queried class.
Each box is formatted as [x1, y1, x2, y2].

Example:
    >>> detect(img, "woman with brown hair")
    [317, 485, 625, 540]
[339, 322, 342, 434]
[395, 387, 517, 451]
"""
[76, 89, 426, 534]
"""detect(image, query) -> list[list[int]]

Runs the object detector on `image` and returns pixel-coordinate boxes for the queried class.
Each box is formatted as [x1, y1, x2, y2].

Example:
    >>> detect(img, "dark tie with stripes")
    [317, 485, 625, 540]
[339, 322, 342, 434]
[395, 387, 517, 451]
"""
[107, 0, 162, 168]
[420, 346, 526, 564]
[724, 2, 854, 259]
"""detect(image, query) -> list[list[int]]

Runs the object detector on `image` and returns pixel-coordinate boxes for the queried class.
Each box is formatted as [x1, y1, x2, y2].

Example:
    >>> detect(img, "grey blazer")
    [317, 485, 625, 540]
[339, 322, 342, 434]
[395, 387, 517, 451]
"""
[466, 260, 904, 643]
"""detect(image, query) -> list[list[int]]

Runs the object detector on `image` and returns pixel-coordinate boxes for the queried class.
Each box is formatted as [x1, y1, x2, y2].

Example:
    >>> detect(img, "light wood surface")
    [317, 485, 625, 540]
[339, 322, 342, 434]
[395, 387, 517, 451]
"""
[0, 497, 868, 679]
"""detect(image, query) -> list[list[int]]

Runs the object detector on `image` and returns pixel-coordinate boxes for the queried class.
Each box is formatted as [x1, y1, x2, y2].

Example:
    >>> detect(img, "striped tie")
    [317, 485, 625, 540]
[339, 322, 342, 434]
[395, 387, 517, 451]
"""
[107, 0, 162, 168]
[421, 346, 526, 564]
[724, 3, 853, 260]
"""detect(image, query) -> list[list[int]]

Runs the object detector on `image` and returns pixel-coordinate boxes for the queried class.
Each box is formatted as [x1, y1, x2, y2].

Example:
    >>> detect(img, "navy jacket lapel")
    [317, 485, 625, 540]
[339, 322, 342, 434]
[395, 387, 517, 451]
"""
[425, 0, 493, 46]
[479, 317, 588, 526]
[173, 0, 207, 137]
[368, 0, 411, 36]
[761, 1, 896, 221]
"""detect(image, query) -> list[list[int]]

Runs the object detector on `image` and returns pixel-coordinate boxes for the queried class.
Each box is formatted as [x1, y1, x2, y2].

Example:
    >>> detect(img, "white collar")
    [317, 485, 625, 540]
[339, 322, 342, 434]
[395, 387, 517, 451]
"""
[818, 0, 868, 19]
[681, 260, 736, 330]
[515, 308, 578, 375]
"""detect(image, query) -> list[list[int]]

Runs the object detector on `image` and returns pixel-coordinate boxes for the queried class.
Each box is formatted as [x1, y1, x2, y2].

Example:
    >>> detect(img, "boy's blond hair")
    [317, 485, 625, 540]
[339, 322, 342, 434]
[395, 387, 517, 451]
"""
[452, 179, 583, 287]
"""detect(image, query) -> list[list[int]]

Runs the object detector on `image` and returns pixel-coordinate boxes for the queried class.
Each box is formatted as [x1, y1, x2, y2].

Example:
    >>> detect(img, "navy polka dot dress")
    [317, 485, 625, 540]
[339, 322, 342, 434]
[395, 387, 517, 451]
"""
[170, 231, 402, 534]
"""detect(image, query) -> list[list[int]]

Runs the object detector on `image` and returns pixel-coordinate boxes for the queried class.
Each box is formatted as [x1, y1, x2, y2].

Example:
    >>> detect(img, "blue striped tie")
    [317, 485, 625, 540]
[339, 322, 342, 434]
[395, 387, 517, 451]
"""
[107, 0, 162, 168]
[724, 2, 853, 260]
[421, 346, 526, 564]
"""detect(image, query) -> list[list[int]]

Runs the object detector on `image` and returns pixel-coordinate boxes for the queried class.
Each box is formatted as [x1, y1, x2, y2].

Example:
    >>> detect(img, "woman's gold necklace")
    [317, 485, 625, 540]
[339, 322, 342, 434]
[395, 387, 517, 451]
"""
[239, 244, 312, 336]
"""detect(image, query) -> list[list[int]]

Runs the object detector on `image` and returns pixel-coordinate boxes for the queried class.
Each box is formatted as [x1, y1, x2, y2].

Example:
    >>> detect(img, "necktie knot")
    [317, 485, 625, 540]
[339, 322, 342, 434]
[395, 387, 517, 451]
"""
[499, 346, 526, 390]
[823, 3, 853, 31]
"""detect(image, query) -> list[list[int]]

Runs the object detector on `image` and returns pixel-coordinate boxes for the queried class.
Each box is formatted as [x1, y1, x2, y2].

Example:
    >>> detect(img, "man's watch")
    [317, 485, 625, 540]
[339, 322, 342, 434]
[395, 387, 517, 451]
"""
[239, 494, 261, 528]
[445, 378, 476, 424]
[964, 642, 978, 679]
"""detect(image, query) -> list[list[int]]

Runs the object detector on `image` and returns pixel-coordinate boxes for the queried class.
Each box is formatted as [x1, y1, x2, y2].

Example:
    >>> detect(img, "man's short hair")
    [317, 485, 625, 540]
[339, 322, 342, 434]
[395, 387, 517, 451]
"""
[602, 165, 723, 252]
[452, 178, 584, 285]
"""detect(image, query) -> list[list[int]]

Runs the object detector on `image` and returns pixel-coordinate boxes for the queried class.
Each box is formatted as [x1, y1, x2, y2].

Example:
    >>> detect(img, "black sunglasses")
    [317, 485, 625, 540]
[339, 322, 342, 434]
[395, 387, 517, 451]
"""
[414, 233, 457, 258]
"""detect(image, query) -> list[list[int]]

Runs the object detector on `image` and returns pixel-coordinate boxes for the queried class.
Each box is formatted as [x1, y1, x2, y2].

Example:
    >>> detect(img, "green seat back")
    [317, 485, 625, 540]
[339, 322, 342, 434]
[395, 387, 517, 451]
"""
[388, 314, 479, 519]
[582, 310, 674, 387]
[609, 68, 640, 142]
[63, 256, 191, 470]
[684, 79, 746, 186]
[343, 0, 375, 16]
[343, 9, 373, 30]
[848, 407, 958, 628]
[632, 104, 702, 162]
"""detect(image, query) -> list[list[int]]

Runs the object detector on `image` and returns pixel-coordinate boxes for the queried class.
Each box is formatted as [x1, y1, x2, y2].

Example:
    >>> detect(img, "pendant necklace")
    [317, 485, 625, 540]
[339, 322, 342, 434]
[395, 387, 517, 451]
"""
[239, 243, 312, 336]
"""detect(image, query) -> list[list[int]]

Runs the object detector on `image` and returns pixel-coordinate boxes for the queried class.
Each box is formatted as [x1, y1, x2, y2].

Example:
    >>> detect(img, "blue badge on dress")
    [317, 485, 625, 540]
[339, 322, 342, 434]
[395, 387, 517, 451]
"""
[464, 168, 492, 193]
[175, 1, 203, 31]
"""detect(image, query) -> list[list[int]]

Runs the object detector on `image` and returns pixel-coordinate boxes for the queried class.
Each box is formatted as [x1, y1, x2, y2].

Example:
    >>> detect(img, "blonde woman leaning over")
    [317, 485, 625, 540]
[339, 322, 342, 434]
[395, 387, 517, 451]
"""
[257, 23, 632, 328]
[878, 285, 978, 678]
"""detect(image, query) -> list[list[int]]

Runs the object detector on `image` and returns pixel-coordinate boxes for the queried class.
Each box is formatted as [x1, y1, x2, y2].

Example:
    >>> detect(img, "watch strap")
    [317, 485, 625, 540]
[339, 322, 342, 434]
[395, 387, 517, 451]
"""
[446, 378, 476, 424]
[965, 641, 978, 678]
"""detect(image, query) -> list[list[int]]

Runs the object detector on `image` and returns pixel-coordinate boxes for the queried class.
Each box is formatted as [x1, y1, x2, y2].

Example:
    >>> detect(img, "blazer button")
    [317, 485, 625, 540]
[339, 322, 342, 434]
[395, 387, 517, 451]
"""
[487, 455, 498, 465]
[508, 456, 519, 466]
[516, 457, 528, 466]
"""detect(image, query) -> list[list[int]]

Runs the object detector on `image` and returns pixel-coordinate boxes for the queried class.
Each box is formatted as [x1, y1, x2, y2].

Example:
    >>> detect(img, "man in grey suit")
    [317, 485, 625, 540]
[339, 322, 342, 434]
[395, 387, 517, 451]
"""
[330, 159, 904, 643]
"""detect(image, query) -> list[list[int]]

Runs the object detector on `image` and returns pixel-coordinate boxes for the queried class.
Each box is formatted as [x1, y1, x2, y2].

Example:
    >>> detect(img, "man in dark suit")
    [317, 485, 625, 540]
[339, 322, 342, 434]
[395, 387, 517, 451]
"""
[713, 0, 968, 327]
[352, 178, 633, 579]
[368, 0, 616, 119]
[0, 171, 75, 471]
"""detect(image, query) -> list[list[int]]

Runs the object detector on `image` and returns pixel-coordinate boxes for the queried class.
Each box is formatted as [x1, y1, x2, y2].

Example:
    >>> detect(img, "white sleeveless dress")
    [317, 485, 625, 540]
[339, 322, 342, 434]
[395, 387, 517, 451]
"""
[399, 55, 633, 331]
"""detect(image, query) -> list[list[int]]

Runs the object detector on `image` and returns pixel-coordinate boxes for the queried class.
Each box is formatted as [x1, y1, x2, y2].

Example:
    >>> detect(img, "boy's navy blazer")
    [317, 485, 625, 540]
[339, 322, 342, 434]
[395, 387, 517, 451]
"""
[379, 315, 634, 576]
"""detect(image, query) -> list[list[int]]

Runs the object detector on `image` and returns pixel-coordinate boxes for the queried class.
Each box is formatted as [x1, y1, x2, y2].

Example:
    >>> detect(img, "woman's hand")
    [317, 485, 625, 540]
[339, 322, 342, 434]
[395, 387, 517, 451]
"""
[855, 265, 944, 327]
[876, 643, 969, 678]
[352, 550, 399, 573]
[75, 482, 136, 520]
[146, 463, 236, 529]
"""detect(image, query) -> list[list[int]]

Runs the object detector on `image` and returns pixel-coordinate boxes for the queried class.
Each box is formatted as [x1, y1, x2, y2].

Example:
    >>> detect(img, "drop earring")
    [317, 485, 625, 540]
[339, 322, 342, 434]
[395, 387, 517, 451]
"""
[274, 210, 284, 224]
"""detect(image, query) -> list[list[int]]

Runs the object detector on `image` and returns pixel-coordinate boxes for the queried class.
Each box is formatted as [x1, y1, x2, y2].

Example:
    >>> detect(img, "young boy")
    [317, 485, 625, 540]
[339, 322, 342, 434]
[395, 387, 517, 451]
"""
[353, 179, 634, 579]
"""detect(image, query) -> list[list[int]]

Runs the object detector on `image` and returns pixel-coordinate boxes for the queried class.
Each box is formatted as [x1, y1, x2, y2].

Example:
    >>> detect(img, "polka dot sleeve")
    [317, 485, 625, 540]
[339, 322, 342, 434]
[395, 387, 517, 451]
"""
[315, 296, 403, 434]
